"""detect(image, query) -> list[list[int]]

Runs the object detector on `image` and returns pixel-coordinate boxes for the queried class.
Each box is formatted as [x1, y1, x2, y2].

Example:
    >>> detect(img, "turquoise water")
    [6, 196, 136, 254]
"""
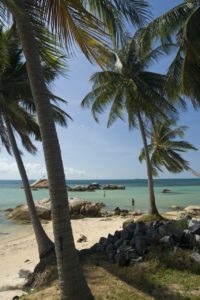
[0, 179, 200, 236]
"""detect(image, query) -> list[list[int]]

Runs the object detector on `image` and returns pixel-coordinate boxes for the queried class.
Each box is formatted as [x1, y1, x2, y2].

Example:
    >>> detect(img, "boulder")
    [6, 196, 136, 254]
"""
[6, 203, 51, 222]
[30, 179, 49, 189]
[190, 252, 200, 263]
[184, 206, 200, 215]
[170, 205, 183, 210]
[162, 189, 172, 193]
[114, 207, 121, 216]
[123, 219, 135, 229]
[103, 184, 125, 190]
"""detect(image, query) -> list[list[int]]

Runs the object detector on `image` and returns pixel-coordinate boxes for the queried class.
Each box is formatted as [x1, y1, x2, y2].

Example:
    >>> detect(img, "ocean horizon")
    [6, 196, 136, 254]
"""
[0, 178, 200, 237]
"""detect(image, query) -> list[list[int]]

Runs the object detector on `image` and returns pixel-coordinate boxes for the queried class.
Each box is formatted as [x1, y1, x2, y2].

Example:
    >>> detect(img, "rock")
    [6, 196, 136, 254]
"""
[135, 222, 146, 235]
[170, 205, 183, 210]
[184, 206, 200, 215]
[114, 207, 121, 216]
[123, 219, 135, 229]
[88, 183, 101, 190]
[30, 179, 49, 189]
[134, 235, 148, 256]
[131, 211, 143, 216]
[77, 235, 87, 243]
[103, 184, 125, 190]
[190, 252, 200, 263]
[130, 257, 143, 265]
[6, 203, 51, 222]
[188, 220, 200, 235]
[162, 189, 172, 193]
[5, 208, 13, 212]
[180, 232, 195, 249]
[115, 252, 128, 267]
[194, 235, 200, 243]
[120, 229, 131, 241]
[120, 209, 129, 216]
[159, 236, 174, 246]
[158, 220, 188, 236]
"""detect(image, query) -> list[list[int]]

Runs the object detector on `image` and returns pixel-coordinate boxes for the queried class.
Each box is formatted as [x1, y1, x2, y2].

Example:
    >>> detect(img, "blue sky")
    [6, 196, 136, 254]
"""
[0, 0, 199, 180]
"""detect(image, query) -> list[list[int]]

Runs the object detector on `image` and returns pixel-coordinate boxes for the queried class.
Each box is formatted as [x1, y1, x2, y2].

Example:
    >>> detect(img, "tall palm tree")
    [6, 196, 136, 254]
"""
[139, 1, 200, 105]
[0, 27, 71, 259]
[139, 120, 198, 176]
[0, 1, 152, 299]
[82, 37, 176, 216]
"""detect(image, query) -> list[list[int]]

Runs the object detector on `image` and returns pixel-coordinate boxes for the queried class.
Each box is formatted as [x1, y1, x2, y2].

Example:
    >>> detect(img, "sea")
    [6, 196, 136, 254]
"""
[0, 179, 200, 237]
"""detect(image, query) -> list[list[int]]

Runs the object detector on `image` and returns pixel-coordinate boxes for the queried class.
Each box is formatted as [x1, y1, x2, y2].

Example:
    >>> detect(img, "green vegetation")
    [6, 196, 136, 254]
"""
[21, 251, 200, 300]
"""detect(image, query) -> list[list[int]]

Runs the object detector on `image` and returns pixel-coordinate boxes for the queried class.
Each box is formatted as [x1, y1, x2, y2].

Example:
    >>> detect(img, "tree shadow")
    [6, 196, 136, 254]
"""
[82, 252, 198, 300]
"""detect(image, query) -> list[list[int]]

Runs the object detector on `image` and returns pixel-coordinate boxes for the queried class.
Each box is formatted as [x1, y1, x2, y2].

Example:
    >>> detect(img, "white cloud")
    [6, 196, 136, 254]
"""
[0, 156, 86, 179]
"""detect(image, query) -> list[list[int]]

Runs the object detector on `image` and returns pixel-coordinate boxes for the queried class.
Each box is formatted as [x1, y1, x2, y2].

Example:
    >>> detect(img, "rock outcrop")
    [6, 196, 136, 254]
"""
[184, 206, 200, 215]
[89, 217, 200, 267]
[5, 198, 105, 222]
[162, 189, 172, 193]
[103, 184, 125, 190]
[30, 179, 49, 189]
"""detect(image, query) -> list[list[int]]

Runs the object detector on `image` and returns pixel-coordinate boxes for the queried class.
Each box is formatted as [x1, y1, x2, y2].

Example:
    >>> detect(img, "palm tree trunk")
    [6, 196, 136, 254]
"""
[137, 112, 159, 215]
[4, 115, 54, 258]
[11, 1, 94, 299]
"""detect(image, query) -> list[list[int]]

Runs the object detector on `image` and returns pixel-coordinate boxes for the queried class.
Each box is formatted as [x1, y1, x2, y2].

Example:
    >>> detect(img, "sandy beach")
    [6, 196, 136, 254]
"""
[0, 217, 124, 300]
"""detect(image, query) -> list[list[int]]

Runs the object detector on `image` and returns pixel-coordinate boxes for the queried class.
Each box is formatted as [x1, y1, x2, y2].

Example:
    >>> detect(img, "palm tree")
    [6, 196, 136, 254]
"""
[82, 37, 176, 216]
[139, 1, 200, 105]
[0, 1, 152, 299]
[0, 27, 71, 259]
[139, 120, 198, 176]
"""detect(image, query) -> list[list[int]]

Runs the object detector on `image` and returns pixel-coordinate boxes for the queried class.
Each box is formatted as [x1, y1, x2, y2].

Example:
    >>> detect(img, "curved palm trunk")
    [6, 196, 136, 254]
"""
[137, 112, 159, 215]
[11, 1, 94, 299]
[4, 115, 54, 258]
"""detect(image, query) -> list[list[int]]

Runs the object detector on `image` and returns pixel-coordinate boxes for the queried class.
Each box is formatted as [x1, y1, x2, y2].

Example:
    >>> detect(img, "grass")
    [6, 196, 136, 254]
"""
[20, 247, 200, 300]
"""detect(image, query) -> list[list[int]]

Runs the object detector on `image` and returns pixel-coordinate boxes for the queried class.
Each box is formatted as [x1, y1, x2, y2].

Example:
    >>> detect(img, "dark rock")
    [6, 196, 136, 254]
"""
[114, 207, 121, 216]
[77, 234, 87, 243]
[135, 221, 146, 235]
[130, 237, 135, 247]
[115, 252, 128, 267]
[126, 223, 136, 233]
[5, 208, 13, 212]
[120, 209, 129, 216]
[96, 244, 105, 253]
[122, 240, 130, 246]
[107, 250, 116, 262]
[152, 220, 163, 229]
[135, 235, 148, 256]
[171, 231, 184, 245]
[120, 229, 131, 241]
[114, 230, 121, 239]
[123, 219, 135, 229]
[105, 243, 115, 254]
[103, 184, 125, 190]
[114, 238, 124, 248]
[180, 232, 195, 249]
[162, 189, 172, 193]
[99, 237, 107, 245]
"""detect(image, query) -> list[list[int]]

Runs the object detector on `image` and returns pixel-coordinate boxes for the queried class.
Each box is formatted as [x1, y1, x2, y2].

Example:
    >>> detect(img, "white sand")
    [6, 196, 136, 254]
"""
[0, 217, 124, 300]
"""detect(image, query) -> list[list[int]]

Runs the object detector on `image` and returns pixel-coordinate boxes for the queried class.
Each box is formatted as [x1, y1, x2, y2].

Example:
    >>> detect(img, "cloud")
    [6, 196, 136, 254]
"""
[0, 157, 86, 179]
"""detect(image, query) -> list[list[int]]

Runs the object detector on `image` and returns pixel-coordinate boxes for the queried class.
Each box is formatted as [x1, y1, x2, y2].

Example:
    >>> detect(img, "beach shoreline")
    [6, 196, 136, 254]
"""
[0, 216, 125, 300]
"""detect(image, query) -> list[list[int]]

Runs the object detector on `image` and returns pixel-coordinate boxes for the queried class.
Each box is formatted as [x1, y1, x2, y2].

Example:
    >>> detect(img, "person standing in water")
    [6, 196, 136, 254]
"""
[132, 198, 135, 206]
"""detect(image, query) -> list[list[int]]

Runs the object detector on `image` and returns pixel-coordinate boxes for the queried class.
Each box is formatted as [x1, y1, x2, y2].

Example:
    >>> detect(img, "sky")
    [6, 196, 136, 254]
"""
[0, 0, 199, 180]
